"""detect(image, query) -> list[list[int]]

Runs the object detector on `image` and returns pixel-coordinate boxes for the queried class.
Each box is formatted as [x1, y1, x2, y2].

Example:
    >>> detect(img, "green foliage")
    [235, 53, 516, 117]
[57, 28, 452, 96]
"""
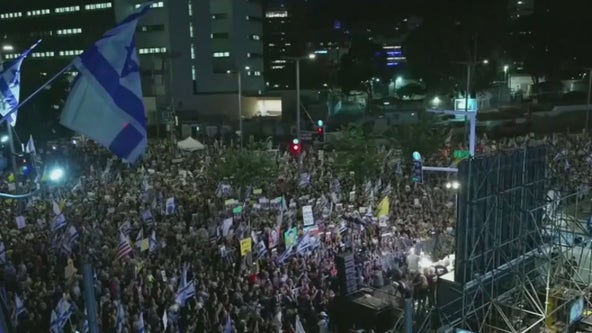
[384, 113, 447, 161]
[396, 83, 426, 98]
[211, 145, 279, 192]
[337, 37, 385, 94]
[331, 124, 383, 184]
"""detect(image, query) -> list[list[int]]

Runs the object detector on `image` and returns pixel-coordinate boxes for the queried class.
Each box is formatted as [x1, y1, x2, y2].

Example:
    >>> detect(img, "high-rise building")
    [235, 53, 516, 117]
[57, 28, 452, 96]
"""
[114, 0, 265, 119]
[508, 0, 535, 20]
[0, 1, 116, 135]
[263, 0, 295, 89]
[0, 1, 116, 77]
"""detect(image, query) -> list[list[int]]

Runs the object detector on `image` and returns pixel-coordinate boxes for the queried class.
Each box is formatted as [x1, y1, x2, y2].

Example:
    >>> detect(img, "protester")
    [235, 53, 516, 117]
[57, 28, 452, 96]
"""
[0, 130, 589, 333]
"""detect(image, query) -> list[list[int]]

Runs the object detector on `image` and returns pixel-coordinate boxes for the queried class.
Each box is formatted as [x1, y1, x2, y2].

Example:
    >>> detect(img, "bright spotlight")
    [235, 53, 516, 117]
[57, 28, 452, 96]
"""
[308, 53, 316, 59]
[482, 59, 489, 64]
[49, 168, 65, 182]
[72, 139, 77, 145]
[0, 135, 8, 143]
[446, 181, 461, 190]
[432, 96, 441, 106]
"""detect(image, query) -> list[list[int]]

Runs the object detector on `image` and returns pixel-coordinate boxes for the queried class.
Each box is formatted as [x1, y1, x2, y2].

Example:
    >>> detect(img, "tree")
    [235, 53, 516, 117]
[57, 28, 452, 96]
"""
[403, 0, 506, 91]
[396, 83, 426, 99]
[210, 144, 279, 197]
[384, 112, 446, 161]
[337, 36, 385, 94]
[331, 124, 382, 184]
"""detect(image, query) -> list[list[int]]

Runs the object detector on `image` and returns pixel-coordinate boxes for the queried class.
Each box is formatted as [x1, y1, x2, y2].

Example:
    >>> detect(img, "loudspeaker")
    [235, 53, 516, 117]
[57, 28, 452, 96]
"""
[335, 252, 358, 296]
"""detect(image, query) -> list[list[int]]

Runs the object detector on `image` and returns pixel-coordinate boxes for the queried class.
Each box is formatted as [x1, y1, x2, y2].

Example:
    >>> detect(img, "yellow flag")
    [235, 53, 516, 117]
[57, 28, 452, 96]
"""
[140, 238, 150, 252]
[377, 196, 390, 218]
[240, 237, 252, 256]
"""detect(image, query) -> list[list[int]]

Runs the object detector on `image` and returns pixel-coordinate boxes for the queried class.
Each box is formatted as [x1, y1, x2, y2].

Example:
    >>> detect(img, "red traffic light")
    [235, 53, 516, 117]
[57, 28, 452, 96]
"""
[316, 127, 324, 134]
[292, 144, 300, 151]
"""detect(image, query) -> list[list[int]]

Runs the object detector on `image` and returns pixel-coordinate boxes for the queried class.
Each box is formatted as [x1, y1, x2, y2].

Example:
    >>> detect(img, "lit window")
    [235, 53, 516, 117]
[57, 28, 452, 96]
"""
[84, 3, 113, 10]
[212, 52, 230, 58]
[249, 35, 260, 41]
[138, 48, 167, 54]
[55, 6, 80, 13]
[211, 33, 229, 39]
[27, 9, 51, 16]
[265, 11, 288, 18]
[58, 50, 83, 56]
[56, 28, 82, 35]
[272, 60, 286, 64]
[32, 51, 55, 58]
[253, 71, 261, 76]
[135, 2, 164, 9]
[189, 23, 194, 38]
[138, 25, 165, 32]
[188, 1, 193, 16]
[0, 12, 23, 20]
[191, 65, 196, 80]
[190, 44, 195, 59]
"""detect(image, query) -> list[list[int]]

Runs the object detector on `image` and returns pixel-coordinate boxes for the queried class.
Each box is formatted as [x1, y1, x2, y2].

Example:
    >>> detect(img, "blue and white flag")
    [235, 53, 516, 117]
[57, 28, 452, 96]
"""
[116, 301, 125, 333]
[25, 134, 36, 154]
[149, 230, 158, 253]
[0, 241, 6, 264]
[299, 173, 311, 188]
[56, 297, 73, 330]
[0, 40, 41, 126]
[224, 313, 233, 333]
[60, 6, 151, 163]
[175, 263, 195, 306]
[68, 225, 80, 244]
[14, 293, 25, 324]
[138, 311, 145, 333]
[50, 310, 59, 333]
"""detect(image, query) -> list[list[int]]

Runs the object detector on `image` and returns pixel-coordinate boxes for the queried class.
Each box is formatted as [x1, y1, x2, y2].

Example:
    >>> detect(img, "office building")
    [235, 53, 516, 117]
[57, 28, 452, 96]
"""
[0, 1, 116, 135]
[114, 0, 266, 121]
[0, 1, 116, 78]
[263, 0, 297, 89]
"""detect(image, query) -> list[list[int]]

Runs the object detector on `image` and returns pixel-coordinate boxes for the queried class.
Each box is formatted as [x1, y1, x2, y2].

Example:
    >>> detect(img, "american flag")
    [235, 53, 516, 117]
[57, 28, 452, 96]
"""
[115, 232, 133, 260]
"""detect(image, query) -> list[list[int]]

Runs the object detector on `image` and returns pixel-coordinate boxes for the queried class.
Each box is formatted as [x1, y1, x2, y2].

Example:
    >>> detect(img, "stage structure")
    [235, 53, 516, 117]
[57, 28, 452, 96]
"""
[437, 145, 592, 332]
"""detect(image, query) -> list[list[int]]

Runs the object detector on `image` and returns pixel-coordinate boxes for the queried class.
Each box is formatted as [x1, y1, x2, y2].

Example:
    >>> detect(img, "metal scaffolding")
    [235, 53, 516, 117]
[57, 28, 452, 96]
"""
[437, 146, 592, 333]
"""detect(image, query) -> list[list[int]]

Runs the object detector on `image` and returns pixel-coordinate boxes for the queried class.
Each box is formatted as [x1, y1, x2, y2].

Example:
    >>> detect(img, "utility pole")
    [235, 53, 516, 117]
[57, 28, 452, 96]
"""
[284, 54, 316, 140]
[296, 59, 301, 140]
[157, 52, 180, 155]
[453, 60, 481, 148]
[585, 68, 592, 132]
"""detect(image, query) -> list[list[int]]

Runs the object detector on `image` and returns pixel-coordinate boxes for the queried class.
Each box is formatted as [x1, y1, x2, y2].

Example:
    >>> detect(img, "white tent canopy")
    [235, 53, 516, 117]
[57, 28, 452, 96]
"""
[177, 137, 205, 152]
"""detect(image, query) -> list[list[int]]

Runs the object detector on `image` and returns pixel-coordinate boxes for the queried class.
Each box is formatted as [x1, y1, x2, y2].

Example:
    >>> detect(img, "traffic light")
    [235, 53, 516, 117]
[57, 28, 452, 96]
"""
[290, 138, 302, 155]
[315, 120, 325, 142]
[411, 151, 423, 183]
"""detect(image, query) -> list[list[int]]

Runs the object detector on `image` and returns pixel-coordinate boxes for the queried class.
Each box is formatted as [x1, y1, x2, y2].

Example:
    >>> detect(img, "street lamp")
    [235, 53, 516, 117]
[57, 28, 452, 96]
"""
[445, 180, 460, 190]
[228, 66, 251, 148]
[0, 135, 8, 143]
[284, 53, 317, 140]
[2, 44, 14, 52]
[431, 96, 441, 107]
[482, 59, 489, 65]
[48, 167, 65, 182]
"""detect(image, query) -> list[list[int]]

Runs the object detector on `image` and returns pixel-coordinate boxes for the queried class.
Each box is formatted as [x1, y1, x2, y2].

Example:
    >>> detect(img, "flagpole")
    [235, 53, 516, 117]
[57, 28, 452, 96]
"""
[6, 123, 17, 185]
[0, 64, 73, 126]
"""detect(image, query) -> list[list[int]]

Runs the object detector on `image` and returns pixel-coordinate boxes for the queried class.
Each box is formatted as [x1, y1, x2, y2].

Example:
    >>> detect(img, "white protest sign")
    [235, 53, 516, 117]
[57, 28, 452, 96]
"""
[302, 205, 314, 226]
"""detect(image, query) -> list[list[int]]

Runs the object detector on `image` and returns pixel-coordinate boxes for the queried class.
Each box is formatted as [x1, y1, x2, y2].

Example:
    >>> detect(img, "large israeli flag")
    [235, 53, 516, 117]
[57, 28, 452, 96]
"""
[60, 5, 150, 163]
[0, 40, 41, 126]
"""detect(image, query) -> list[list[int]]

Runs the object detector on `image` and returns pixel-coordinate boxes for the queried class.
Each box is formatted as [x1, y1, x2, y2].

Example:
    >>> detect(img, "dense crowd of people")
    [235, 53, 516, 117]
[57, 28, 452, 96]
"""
[0, 131, 590, 333]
